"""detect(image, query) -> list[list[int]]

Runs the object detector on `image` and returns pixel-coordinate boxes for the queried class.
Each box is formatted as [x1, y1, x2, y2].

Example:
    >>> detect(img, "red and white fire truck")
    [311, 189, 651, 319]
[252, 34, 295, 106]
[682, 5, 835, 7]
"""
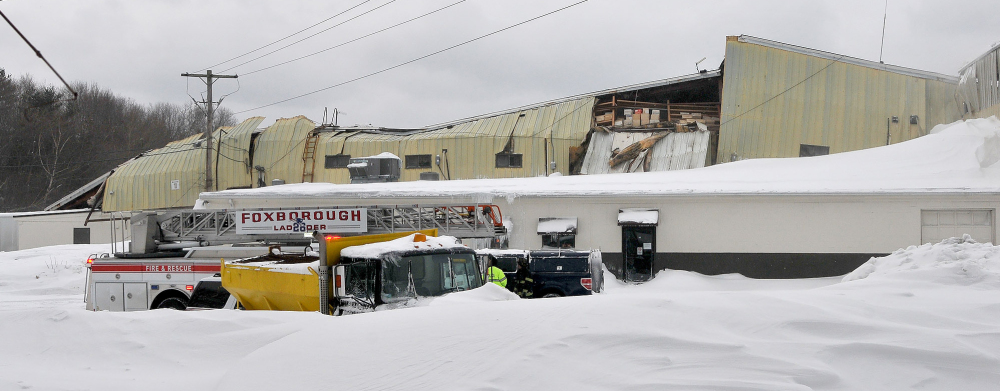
[84, 246, 273, 311]
[84, 204, 504, 311]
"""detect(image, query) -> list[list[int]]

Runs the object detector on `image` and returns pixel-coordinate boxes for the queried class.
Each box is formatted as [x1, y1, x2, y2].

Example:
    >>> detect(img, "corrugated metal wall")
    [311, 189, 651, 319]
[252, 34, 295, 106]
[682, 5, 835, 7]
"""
[103, 117, 264, 211]
[957, 45, 1000, 119]
[102, 99, 594, 212]
[312, 97, 594, 183]
[718, 36, 960, 163]
[250, 116, 316, 186]
[217, 117, 265, 190]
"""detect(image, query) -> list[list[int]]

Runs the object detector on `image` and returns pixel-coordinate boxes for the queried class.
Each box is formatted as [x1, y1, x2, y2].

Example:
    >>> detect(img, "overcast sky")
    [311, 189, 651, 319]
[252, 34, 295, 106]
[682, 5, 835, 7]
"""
[2, 0, 998, 129]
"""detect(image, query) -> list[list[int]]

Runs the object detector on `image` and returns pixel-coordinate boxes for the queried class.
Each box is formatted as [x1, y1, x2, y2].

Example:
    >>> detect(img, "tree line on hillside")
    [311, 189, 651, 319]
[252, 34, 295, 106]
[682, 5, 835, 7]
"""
[0, 68, 238, 212]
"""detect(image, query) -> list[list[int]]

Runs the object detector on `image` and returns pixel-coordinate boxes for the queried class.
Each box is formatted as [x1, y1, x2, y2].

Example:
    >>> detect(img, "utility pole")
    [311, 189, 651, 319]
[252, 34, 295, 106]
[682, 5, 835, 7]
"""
[180, 70, 237, 192]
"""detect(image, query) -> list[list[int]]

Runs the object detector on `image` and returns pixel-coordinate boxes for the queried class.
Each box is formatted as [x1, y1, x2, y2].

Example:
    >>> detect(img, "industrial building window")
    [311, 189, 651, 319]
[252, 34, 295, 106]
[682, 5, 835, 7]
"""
[73, 228, 91, 244]
[405, 154, 432, 169]
[799, 144, 830, 157]
[541, 234, 575, 249]
[496, 152, 522, 168]
[537, 217, 577, 249]
[324, 154, 351, 169]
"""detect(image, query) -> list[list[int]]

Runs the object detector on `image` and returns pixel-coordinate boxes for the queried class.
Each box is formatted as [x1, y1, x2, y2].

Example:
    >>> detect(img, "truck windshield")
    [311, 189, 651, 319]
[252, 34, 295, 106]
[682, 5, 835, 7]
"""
[381, 253, 481, 302]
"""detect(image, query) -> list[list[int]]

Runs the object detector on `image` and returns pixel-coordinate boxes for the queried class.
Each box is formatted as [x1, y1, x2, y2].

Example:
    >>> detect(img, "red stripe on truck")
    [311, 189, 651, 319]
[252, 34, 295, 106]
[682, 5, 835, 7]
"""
[90, 264, 221, 273]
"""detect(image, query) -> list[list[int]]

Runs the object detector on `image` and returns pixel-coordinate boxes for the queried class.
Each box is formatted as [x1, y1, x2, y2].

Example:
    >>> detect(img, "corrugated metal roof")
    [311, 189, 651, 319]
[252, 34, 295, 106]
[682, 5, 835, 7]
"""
[216, 117, 265, 190]
[44, 171, 111, 211]
[250, 116, 317, 185]
[313, 97, 596, 182]
[736, 35, 959, 83]
[424, 72, 720, 131]
[580, 130, 709, 174]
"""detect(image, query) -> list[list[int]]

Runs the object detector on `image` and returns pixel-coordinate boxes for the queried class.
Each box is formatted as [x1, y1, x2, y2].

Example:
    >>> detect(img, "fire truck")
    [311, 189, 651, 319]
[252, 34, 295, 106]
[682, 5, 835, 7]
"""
[84, 204, 504, 311]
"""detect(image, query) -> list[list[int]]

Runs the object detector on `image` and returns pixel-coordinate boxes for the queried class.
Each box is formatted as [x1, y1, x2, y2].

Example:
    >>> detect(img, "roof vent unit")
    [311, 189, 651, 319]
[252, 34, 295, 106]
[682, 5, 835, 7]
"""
[419, 172, 440, 181]
[348, 153, 401, 184]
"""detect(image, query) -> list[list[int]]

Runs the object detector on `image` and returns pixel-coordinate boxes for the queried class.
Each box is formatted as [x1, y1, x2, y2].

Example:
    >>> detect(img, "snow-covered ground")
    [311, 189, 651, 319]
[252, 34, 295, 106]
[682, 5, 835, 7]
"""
[2, 238, 998, 390]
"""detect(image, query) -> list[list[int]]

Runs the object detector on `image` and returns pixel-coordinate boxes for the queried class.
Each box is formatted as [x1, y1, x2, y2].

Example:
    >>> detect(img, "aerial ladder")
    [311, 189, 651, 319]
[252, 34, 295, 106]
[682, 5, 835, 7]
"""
[121, 204, 506, 256]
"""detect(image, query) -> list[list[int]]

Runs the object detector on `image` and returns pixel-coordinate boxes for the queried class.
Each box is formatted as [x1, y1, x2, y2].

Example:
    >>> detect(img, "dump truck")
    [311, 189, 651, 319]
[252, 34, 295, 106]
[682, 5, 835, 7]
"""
[221, 229, 484, 315]
[87, 203, 503, 312]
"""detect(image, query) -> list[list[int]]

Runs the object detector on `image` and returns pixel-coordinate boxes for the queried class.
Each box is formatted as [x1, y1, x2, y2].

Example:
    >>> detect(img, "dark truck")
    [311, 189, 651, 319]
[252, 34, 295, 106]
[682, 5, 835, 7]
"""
[478, 249, 603, 298]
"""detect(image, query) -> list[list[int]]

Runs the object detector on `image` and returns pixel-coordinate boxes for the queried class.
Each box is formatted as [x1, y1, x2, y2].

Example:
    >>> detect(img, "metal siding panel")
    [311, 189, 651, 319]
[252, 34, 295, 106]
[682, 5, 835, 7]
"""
[721, 38, 942, 162]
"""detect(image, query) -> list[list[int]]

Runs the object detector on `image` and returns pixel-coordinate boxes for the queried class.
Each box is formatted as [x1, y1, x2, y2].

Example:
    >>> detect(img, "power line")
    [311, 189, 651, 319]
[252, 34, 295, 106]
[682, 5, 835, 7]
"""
[198, 0, 375, 72]
[220, 0, 400, 73]
[243, 0, 468, 76]
[235, 0, 590, 114]
[879, 0, 888, 63]
[0, 9, 78, 100]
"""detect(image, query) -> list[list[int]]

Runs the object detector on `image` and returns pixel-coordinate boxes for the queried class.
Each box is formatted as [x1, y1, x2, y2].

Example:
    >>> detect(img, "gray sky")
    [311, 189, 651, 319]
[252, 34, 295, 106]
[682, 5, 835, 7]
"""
[2, 0, 998, 129]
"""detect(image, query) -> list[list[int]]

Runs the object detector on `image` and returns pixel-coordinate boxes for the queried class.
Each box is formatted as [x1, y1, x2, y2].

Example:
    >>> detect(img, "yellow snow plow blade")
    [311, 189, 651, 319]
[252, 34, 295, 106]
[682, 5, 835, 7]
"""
[222, 229, 438, 312]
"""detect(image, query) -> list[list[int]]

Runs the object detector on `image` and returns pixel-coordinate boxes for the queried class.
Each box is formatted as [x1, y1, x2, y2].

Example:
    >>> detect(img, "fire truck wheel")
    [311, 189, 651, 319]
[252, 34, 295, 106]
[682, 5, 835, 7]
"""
[157, 297, 188, 310]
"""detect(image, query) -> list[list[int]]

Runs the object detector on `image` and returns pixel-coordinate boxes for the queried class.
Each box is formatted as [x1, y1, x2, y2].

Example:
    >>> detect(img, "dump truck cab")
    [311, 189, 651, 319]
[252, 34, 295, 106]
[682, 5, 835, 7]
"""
[334, 236, 482, 314]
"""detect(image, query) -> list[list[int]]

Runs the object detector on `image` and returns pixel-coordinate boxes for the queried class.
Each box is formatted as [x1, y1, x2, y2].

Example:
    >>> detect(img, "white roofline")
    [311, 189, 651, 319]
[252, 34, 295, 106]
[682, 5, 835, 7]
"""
[737, 35, 959, 83]
[958, 43, 1000, 73]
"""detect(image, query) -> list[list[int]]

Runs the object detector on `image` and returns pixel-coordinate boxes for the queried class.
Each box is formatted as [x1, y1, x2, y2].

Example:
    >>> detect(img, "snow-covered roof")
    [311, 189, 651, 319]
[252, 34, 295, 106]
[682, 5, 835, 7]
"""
[536, 218, 578, 234]
[339, 234, 468, 259]
[200, 117, 1000, 201]
[618, 209, 659, 225]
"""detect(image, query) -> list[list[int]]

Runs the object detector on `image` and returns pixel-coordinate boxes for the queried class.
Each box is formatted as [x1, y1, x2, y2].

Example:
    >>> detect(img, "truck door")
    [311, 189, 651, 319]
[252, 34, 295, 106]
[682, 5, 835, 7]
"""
[123, 282, 148, 311]
[622, 225, 655, 282]
[94, 283, 125, 311]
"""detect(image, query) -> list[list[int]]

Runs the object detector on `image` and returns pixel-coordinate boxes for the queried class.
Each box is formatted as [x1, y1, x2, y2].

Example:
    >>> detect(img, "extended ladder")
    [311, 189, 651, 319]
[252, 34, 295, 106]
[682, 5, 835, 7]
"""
[140, 204, 505, 251]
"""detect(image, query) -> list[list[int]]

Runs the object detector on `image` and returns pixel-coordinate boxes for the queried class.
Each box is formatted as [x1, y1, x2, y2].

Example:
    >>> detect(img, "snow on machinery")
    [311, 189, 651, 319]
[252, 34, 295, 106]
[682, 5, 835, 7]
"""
[85, 204, 505, 312]
[221, 229, 485, 315]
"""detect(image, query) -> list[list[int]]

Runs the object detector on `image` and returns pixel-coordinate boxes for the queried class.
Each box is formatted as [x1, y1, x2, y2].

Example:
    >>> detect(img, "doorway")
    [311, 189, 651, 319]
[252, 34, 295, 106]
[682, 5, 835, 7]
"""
[622, 225, 655, 282]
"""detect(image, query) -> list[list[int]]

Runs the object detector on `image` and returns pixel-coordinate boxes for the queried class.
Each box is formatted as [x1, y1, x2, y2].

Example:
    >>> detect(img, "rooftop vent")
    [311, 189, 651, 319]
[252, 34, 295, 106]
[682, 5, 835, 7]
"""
[348, 153, 402, 184]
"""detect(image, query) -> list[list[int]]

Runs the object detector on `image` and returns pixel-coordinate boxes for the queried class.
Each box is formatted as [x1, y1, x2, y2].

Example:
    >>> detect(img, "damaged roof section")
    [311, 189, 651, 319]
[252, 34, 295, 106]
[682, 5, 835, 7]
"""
[580, 129, 711, 174]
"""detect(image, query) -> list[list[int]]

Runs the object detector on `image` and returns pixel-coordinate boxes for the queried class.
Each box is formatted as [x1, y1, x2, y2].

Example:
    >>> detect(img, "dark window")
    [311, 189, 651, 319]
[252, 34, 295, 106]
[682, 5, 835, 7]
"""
[530, 256, 589, 273]
[405, 154, 432, 169]
[73, 228, 90, 244]
[541, 234, 575, 249]
[495, 152, 523, 168]
[187, 280, 231, 309]
[325, 154, 351, 169]
[495, 257, 520, 273]
[799, 144, 830, 157]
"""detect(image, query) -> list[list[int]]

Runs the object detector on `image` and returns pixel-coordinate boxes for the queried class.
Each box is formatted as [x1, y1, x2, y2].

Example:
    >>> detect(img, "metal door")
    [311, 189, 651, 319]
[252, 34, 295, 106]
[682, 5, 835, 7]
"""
[622, 225, 655, 282]
[123, 282, 148, 311]
[94, 283, 125, 311]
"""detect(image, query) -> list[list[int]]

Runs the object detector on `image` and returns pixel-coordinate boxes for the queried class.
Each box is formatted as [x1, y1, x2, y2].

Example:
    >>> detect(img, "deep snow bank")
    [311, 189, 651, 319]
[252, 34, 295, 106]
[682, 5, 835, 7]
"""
[843, 234, 1000, 286]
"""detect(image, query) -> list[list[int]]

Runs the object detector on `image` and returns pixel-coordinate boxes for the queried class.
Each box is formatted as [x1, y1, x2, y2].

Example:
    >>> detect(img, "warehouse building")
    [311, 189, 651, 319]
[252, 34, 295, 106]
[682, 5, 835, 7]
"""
[196, 117, 1000, 280]
[52, 35, 961, 214]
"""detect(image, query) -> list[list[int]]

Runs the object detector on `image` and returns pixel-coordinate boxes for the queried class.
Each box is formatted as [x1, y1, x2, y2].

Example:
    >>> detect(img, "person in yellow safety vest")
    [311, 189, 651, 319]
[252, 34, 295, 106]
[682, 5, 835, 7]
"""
[485, 256, 507, 288]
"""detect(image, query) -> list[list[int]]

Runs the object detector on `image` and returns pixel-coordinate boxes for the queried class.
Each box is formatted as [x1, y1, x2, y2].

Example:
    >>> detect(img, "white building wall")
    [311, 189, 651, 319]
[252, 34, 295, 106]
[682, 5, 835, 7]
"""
[207, 191, 998, 254]
[0, 210, 122, 252]
[504, 194, 998, 253]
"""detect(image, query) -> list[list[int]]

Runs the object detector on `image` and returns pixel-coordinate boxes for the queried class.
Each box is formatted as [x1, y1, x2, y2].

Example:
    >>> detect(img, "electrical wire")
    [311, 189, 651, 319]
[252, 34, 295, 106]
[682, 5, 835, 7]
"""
[198, 0, 375, 72]
[243, 0, 468, 76]
[235, 0, 590, 114]
[719, 55, 846, 127]
[220, 0, 400, 73]
[0, 9, 78, 101]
